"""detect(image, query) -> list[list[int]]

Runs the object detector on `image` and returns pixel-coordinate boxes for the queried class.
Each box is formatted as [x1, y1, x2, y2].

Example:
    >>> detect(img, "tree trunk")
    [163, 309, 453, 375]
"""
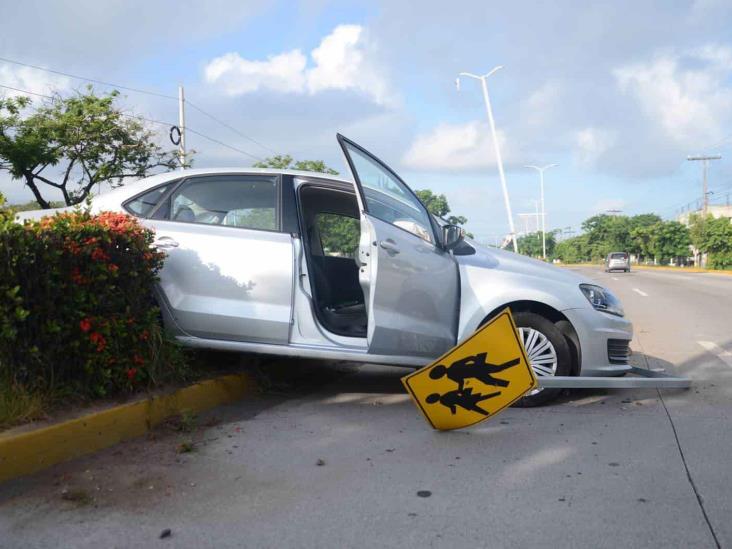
[23, 173, 51, 209]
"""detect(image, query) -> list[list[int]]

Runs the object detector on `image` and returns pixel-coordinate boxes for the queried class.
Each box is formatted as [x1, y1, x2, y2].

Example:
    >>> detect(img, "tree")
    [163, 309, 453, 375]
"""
[517, 231, 556, 259]
[414, 189, 468, 227]
[627, 214, 662, 260]
[0, 89, 179, 209]
[629, 225, 654, 263]
[554, 234, 591, 263]
[253, 154, 338, 175]
[649, 221, 690, 265]
[581, 214, 633, 260]
[689, 214, 732, 269]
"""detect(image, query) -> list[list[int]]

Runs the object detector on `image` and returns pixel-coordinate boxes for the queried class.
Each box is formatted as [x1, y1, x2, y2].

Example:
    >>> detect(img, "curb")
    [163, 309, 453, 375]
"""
[560, 263, 732, 275]
[0, 372, 256, 484]
[630, 265, 732, 275]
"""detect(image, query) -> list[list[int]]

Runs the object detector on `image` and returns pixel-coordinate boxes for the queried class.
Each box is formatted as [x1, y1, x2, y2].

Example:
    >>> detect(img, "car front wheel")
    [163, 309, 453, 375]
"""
[511, 312, 572, 407]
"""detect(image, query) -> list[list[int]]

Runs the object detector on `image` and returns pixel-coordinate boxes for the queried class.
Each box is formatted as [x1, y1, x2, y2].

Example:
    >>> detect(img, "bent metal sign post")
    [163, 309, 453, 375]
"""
[402, 309, 538, 431]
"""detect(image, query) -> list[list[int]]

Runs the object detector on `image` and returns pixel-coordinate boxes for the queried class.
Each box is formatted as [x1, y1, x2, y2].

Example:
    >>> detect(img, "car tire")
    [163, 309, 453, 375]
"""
[511, 312, 572, 407]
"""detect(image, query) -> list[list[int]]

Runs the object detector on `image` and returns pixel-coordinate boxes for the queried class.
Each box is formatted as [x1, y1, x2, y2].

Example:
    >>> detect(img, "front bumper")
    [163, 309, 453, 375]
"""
[562, 307, 634, 376]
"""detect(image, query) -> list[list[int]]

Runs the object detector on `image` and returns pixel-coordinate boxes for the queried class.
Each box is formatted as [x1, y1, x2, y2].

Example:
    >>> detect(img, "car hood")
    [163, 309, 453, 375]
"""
[455, 240, 595, 286]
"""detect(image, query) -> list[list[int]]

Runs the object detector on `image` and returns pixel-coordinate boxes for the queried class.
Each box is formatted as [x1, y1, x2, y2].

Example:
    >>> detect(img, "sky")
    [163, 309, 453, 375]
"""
[1, 0, 732, 243]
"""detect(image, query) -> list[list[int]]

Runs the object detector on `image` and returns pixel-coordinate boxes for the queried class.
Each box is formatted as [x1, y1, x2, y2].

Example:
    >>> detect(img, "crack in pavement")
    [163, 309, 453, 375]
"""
[635, 337, 721, 548]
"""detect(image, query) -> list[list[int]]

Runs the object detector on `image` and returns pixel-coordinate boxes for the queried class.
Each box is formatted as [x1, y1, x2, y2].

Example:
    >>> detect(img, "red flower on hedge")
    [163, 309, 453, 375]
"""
[71, 267, 85, 285]
[91, 248, 109, 262]
[66, 241, 81, 255]
[89, 332, 106, 352]
[132, 354, 145, 366]
[140, 330, 149, 341]
[126, 368, 138, 381]
[79, 318, 92, 332]
[107, 263, 119, 273]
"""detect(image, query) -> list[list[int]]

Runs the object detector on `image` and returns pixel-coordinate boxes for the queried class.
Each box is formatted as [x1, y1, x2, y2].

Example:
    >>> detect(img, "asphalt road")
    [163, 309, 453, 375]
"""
[2, 266, 731, 548]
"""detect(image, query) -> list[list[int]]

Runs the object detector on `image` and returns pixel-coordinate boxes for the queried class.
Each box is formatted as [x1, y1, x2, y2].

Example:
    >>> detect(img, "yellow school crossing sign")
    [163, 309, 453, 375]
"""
[401, 309, 538, 430]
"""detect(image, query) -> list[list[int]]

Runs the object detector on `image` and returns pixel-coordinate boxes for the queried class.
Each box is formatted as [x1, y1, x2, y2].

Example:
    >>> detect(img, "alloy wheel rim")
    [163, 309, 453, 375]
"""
[518, 327, 558, 396]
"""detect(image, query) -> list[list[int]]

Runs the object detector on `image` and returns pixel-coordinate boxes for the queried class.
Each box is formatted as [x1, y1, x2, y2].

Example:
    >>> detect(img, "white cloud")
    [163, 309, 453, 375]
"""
[521, 81, 562, 128]
[574, 127, 616, 168]
[614, 45, 732, 148]
[203, 51, 307, 95]
[402, 121, 513, 171]
[0, 65, 70, 98]
[203, 24, 394, 106]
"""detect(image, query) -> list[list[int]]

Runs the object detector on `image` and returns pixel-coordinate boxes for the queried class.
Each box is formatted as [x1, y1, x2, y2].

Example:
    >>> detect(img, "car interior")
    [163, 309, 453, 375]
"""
[298, 184, 367, 338]
[167, 176, 278, 230]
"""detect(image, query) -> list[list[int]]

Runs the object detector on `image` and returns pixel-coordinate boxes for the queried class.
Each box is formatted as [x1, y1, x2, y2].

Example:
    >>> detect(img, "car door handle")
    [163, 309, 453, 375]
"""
[379, 239, 400, 254]
[154, 236, 179, 249]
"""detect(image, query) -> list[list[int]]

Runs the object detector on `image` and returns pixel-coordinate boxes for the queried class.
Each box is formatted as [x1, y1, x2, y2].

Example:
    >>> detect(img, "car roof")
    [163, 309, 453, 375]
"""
[146, 167, 352, 185]
[93, 167, 354, 207]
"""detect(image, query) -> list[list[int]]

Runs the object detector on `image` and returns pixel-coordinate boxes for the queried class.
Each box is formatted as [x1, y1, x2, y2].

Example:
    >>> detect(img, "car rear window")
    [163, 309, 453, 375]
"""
[610, 253, 628, 259]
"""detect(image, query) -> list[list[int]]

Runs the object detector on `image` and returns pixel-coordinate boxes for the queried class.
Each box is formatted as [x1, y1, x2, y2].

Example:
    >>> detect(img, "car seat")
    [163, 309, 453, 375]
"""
[173, 205, 195, 222]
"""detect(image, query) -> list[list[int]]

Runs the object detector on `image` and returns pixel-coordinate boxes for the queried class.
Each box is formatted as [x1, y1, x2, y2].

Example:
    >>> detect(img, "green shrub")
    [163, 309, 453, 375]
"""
[0, 209, 187, 397]
[708, 252, 732, 270]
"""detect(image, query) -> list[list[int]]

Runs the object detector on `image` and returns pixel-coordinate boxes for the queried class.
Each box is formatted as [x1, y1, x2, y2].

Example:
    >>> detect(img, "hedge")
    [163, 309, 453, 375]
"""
[0, 209, 186, 398]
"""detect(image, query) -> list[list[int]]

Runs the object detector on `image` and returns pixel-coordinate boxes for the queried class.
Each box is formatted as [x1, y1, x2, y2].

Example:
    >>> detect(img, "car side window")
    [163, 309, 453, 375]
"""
[344, 144, 434, 243]
[167, 175, 278, 231]
[124, 184, 171, 218]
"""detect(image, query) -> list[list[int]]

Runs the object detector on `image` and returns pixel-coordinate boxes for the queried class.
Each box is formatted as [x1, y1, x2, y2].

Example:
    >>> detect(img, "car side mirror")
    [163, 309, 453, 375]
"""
[442, 224, 465, 250]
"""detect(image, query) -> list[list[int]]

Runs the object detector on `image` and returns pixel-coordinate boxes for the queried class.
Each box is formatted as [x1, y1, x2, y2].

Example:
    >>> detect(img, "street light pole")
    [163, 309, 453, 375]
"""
[525, 163, 557, 260]
[457, 67, 518, 253]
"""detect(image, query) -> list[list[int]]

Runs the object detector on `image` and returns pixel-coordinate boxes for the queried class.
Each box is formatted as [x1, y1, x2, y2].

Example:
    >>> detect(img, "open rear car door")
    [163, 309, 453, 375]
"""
[337, 134, 459, 359]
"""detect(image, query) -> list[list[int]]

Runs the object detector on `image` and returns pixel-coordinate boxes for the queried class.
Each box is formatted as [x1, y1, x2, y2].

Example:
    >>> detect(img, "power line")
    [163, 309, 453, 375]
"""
[0, 56, 178, 100]
[0, 83, 175, 127]
[0, 82, 264, 162]
[0, 55, 281, 156]
[185, 100, 280, 155]
[185, 127, 263, 161]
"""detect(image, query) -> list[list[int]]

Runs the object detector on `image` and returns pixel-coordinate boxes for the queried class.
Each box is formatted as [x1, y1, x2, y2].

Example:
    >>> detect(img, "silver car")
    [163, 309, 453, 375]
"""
[21, 135, 633, 405]
[605, 252, 631, 273]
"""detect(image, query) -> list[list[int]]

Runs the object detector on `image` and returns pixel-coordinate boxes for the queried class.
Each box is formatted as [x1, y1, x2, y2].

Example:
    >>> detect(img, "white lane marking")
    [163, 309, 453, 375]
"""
[698, 341, 732, 368]
[633, 288, 648, 297]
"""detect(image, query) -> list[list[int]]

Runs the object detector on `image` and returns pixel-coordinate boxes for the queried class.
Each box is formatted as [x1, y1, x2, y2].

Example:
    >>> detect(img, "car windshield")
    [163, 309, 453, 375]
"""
[610, 253, 628, 259]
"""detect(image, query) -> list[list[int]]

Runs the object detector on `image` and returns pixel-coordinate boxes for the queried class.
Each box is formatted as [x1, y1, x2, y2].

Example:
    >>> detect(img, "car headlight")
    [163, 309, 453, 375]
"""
[579, 284, 625, 317]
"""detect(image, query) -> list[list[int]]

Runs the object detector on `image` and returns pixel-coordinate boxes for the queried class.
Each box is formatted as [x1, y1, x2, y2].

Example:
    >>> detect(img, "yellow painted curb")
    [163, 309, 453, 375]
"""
[0, 373, 255, 484]
[631, 265, 732, 275]
[560, 263, 732, 275]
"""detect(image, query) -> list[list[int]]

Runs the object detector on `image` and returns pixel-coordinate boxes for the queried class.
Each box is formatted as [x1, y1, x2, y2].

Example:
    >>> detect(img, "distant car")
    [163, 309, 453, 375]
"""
[605, 252, 630, 273]
[18, 135, 633, 406]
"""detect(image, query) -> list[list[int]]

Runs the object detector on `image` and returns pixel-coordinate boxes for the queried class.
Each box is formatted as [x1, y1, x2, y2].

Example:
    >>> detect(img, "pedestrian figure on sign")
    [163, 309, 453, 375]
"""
[425, 388, 501, 416]
[429, 352, 520, 389]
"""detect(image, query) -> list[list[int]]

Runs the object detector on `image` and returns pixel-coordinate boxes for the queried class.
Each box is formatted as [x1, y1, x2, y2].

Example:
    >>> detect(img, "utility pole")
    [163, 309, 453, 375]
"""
[687, 155, 721, 216]
[178, 85, 187, 169]
[457, 67, 518, 253]
[525, 164, 557, 260]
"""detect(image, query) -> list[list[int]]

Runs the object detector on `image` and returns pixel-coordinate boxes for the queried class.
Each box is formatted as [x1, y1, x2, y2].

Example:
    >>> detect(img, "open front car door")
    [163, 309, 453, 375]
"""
[337, 134, 459, 359]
